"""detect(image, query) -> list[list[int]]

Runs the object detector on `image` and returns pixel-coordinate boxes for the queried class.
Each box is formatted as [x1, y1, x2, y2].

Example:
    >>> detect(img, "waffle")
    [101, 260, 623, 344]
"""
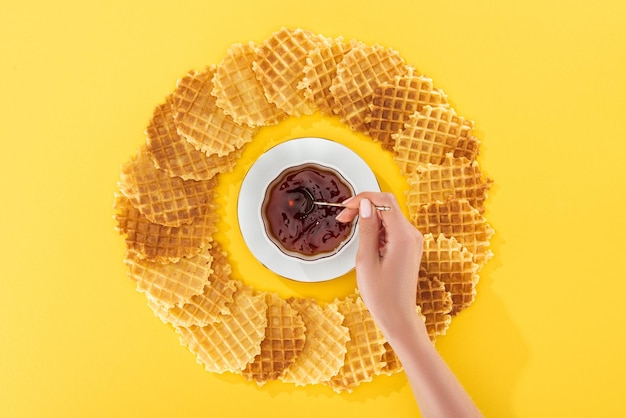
[393, 106, 478, 174]
[212, 42, 287, 127]
[118, 145, 217, 227]
[451, 134, 480, 162]
[380, 342, 403, 376]
[405, 153, 493, 215]
[115, 28, 495, 392]
[172, 66, 257, 157]
[330, 42, 408, 134]
[253, 27, 325, 116]
[420, 233, 479, 315]
[176, 283, 268, 374]
[417, 276, 453, 340]
[146, 95, 242, 181]
[327, 294, 386, 393]
[113, 191, 219, 263]
[124, 246, 212, 307]
[297, 37, 354, 115]
[242, 292, 306, 384]
[414, 198, 495, 269]
[367, 67, 449, 151]
[280, 298, 350, 386]
[146, 244, 237, 327]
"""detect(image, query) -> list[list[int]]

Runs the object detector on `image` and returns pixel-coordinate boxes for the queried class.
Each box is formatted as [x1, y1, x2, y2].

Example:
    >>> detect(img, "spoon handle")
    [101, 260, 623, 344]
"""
[313, 201, 391, 211]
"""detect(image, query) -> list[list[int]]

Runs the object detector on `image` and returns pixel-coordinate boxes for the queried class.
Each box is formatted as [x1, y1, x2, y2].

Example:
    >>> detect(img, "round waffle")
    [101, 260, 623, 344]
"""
[146, 243, 237, 327]
[330, 42, 409, 134]
[392, 105, 478, 174]
[212, 42, 288, 127]
[242, 292, 307, 384]
[172, 66, 257, 157]
[125, 245, 213, 307]
[367, 66, 449, 151]
[326, 294, 387, 393]
[253, 27, 326, 116]
[280, 297, 350, 386]
[146, 95, 243, 181]
[114, 27, 494, 392]
[176, 283, 268, 374]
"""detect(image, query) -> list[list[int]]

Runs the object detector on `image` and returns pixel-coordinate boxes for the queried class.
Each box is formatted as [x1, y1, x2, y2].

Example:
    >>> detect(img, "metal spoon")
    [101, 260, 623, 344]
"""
[293, 187, 390, 216]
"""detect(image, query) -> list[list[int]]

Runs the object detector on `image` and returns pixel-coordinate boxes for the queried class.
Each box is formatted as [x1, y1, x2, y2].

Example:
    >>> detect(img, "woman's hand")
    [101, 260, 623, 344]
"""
[337, 192, 483, 418]
[336, 192, 425, 337]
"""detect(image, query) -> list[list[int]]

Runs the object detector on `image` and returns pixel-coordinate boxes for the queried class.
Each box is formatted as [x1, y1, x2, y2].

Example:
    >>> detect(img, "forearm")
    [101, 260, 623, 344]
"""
[384, 314, 483, 418]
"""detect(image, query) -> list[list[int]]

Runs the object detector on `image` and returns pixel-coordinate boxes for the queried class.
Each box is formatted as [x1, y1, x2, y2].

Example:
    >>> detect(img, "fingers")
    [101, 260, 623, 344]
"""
[338, 191, 423, 258]
[336, 192, 406, 230]
[355, 198, 382, 269]
[335, 205, 358, 223]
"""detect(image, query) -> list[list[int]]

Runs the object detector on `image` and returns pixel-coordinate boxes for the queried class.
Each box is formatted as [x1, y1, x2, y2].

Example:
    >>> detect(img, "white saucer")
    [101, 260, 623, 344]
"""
[238, 137, 381, 282]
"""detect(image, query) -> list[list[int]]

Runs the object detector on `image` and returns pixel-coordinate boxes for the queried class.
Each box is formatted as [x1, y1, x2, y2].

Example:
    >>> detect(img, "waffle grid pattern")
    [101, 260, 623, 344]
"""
[114, 27, 494, 393]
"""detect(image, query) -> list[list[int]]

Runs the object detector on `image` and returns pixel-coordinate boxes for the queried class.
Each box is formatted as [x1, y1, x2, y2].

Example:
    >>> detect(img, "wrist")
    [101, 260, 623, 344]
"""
[377, 309, 429, 348]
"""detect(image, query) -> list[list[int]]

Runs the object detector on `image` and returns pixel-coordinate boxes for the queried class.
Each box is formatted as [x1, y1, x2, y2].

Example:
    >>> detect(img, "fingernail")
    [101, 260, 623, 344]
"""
[360, 198, 372, 218]
[342, 196, 354, 204]
[335, 208, 347, 220]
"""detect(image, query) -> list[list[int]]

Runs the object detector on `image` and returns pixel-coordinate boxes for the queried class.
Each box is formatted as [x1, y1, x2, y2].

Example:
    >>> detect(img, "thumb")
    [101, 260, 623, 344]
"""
[356, 198, 381, 265]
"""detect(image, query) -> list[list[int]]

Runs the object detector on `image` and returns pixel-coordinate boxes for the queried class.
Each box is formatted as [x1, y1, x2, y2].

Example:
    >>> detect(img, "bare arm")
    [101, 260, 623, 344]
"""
[336, 192, 482, 418]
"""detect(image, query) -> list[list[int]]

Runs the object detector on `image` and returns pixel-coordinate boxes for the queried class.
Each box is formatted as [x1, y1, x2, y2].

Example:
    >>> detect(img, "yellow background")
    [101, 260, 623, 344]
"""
[1, 0, 625, 417]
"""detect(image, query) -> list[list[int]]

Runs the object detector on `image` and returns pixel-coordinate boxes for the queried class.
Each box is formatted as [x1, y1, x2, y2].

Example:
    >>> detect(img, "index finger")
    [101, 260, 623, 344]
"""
[343, 192, 408, 229]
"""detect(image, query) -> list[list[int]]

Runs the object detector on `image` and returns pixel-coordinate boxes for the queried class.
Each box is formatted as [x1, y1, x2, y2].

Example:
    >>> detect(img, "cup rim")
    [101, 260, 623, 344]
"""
[259, 161, 357, 262]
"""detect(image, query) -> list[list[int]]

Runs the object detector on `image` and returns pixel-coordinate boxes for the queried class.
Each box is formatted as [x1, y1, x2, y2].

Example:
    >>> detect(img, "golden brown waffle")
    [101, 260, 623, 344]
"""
[298, 37, 354, 115]
[253, 27, 326, 116]
[242, 292, 306, 384]
[212, 42, 287, 127]
[113, 192, 219, 263]
[416, 276, 453, 340]
[124, 246, 212, 307]
[176, 283, 268, 374]
[118, 145, 217, 227]
[393, 106, 478, 174]
[280, 298, 350, 386]
[452, 135, 481, 163]
[414, 198, 495, 269]
[367, 67, 449, 151]
[405, 153, 493, 215]
[146, 95, 242, 181]
[115, 28, 495, 391]
[330, 42, 408, 133]
[172, 66, 257, 156]
[327, 294, 386, 393]
[380, 342, 402, 376]
[420, 233, 479, 315]
[146, 244, 237, 327]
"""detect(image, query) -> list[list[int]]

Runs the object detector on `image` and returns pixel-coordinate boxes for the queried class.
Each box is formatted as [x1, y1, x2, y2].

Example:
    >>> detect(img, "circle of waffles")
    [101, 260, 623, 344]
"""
[114, 27, 494, 392]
